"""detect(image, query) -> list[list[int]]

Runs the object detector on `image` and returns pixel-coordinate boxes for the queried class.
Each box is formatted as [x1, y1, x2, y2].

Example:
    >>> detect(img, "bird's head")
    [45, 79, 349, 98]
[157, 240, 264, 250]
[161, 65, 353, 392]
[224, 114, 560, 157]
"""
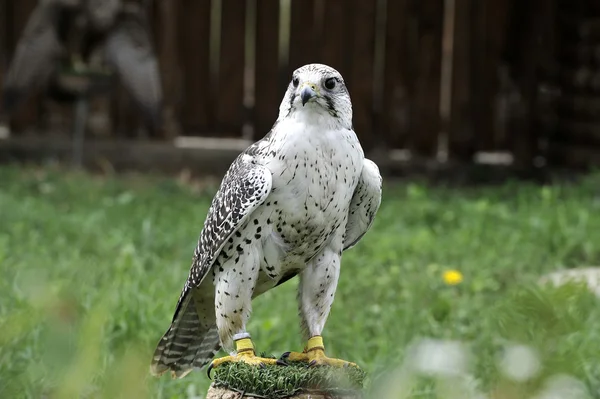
[278, 64, 352, 129]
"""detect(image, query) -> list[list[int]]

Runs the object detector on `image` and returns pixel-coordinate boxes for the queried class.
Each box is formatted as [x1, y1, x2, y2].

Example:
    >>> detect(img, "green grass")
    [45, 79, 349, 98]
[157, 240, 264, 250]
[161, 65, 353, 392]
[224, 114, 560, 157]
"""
[1, 165, 600, 398]
[212, 360, 365, 398]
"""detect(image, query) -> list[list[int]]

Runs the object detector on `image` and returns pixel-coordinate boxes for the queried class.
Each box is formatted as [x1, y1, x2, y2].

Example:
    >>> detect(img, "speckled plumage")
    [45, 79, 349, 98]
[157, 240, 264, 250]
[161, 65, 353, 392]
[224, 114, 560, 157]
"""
[151, 64, 383, 378]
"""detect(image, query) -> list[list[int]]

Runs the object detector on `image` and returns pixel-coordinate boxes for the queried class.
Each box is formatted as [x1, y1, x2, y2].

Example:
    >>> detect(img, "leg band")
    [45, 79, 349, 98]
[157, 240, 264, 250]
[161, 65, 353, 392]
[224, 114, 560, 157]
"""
[306, 335, 325, 352]
[233, 332, 251, 341]
[235, 337, 255, 354]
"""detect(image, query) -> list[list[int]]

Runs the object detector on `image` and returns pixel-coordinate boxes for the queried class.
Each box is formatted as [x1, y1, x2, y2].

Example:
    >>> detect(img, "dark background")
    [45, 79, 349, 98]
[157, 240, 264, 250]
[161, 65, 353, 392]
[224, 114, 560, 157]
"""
[0, 0, 596, 175]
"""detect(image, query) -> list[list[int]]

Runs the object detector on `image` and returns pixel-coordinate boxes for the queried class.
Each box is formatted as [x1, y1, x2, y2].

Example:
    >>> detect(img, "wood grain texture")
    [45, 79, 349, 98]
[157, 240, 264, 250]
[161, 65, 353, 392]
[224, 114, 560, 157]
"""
[254, 0, 280, 139]
[215, 0, 247, 135]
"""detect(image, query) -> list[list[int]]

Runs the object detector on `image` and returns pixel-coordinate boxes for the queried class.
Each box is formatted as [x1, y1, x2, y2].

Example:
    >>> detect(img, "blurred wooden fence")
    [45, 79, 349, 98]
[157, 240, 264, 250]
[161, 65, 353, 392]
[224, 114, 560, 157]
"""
[1, 0, 598, 170]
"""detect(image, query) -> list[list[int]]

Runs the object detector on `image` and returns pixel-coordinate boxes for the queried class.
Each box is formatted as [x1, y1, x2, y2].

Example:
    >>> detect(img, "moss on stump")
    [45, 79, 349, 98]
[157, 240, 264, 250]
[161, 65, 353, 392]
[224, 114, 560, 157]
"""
[207, 360, 366, 399]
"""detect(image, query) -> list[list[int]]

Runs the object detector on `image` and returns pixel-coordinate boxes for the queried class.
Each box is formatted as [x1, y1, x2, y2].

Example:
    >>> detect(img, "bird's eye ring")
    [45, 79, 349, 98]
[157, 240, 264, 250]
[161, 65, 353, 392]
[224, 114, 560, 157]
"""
[324, 78, 336, 90]
[292, 77, 299, 87]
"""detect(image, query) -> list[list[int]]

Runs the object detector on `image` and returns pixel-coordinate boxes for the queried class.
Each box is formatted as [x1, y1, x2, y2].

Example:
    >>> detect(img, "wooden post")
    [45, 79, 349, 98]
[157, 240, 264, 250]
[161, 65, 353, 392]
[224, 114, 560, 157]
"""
[153, 0, 183, 139]
[0, 0, 7, 113]
[448, 0, 475, 161]
[178, 0, 211, 136]
[206, 385, 362, 399]
[503, 0, 556, 168]
[7, 0, 38, 133]
[318, 0, 345, 69]
[343, 0, 377, 151]
[288, 0, 318, 71]
[215, 0, 247, 136]
[254, 0, 280, 139]
[382, 0, 410, 150]
[409, 0, 444, 158]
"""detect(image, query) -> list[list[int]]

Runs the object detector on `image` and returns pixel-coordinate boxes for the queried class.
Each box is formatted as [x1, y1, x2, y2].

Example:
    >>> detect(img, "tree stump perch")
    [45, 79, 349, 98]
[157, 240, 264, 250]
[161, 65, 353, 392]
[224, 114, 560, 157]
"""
[206, 385, 363, 399]
[205, 360, 366, 399]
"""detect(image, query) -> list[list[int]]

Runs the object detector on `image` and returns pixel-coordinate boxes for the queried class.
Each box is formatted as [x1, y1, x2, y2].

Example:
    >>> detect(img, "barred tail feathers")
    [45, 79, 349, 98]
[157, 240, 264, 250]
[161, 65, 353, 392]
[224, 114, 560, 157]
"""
[150, 287, 220, 378]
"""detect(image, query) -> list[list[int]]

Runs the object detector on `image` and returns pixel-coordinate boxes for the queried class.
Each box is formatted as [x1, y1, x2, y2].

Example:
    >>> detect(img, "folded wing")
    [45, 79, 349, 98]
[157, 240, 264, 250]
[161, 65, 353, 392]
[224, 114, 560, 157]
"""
[344, 159, 383, 250]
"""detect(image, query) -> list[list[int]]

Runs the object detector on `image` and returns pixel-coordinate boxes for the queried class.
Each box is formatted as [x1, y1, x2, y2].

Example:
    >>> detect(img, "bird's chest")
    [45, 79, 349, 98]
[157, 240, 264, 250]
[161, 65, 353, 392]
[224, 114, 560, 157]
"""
[268, 126, 361, 198]
[261, 128, 363, 260]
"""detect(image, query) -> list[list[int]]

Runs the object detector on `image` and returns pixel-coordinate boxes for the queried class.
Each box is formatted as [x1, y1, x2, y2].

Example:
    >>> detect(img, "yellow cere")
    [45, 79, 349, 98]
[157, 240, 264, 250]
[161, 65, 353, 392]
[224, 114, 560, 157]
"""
[443, 269, 463, 285]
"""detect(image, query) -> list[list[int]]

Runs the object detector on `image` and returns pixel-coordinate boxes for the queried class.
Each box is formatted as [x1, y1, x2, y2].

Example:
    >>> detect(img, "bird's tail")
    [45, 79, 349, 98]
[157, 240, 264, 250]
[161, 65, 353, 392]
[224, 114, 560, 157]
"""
[150, 287, 220, 379]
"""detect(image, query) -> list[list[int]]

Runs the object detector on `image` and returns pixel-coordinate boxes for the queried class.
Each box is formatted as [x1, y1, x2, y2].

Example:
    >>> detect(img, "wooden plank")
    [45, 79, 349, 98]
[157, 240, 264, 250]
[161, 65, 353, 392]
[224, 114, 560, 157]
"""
[0, 0, 7, 59]
[0, 134, 559, 179]
[3, 0, 17, 66]
[486, 0, 514, 151]
[468, 0, 493, 151]
[342, 0, 377, 149]
[178, 0, 211, 135]
[448, 0, 474, 160]
[214, 0, 246, 136]
[0, 0, 8, 108]
[147, 0, 181, 138]
[254, 0, 280, 138]
[473, 0, 511, 152]
[503, 0, 556, 167]
[318, 0, 345, 70]
[288, 0, 317, 71]
[410, 0, 444, 157]
[382, 0, 410, 149]
[0, 136, 244, 176]
[8, 0, 38, 133]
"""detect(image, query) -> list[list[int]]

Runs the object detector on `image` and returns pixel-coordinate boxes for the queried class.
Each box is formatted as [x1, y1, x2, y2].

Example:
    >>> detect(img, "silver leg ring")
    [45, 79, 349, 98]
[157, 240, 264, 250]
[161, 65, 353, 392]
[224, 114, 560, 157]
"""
[233, 332, 251, 341]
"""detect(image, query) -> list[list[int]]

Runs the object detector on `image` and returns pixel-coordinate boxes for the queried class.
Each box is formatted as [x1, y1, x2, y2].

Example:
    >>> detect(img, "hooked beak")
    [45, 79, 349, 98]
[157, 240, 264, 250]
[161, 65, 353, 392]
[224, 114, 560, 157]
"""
[300, 85, 317, 106]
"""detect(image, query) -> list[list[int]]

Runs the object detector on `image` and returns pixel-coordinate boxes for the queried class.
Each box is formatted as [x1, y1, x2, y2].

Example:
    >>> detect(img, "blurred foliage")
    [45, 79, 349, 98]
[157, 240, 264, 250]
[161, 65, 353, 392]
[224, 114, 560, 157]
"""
[1, 166, 600, 398]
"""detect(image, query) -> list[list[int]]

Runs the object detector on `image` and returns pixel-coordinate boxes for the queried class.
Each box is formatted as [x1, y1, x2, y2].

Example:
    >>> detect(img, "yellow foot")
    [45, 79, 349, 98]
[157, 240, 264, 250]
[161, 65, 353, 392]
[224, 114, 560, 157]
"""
[282, 349, 359, 368]
[281, 336, 359, 368]
[207, 337, 284, 378]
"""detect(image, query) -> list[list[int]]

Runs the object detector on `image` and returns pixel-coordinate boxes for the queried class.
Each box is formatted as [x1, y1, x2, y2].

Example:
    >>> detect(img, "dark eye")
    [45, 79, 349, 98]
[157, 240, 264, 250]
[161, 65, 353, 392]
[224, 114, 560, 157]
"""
[324, 78, 336, 90]
[292, 77, 299, 87]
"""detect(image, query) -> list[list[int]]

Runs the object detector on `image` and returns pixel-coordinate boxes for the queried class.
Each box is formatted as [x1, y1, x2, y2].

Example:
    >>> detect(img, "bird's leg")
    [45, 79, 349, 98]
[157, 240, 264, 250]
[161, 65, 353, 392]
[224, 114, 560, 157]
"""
[208, 254, 282, 376]
[281, 249, 359, 368]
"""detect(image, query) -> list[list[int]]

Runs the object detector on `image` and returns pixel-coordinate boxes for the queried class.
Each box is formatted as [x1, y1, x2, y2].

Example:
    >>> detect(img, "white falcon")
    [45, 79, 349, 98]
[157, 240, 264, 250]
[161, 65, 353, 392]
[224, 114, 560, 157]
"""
[151, 63, 383, 378]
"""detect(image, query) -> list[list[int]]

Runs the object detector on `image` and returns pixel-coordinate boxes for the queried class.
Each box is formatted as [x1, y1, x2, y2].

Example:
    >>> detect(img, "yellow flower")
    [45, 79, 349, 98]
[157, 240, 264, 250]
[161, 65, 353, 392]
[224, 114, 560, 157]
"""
[443, 269, 463, 285]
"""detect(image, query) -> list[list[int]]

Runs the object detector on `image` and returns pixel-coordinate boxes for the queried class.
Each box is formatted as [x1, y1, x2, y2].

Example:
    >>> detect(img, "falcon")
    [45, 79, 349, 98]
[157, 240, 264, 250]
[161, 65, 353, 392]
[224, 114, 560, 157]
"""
[150, 63, 383, 379]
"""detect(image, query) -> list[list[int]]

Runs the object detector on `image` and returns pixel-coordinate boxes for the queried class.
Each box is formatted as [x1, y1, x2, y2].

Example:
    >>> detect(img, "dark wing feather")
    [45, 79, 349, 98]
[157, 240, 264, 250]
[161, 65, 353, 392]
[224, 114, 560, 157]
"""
[151, 151, 272, 377]
[343, 159, 382, 250]
[2, 5, 64, 112]
[190, 154, 273, 286]
[104, 7, 162, 128]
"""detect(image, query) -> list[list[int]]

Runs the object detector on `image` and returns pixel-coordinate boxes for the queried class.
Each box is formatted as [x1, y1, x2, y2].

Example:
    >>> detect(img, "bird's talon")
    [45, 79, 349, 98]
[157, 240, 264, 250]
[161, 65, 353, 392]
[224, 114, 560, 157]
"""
[276, 359, 289, 366]
[206, 364, 214, 379]
[281, 348, 359, 369]
[207, 352, 280, 374]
